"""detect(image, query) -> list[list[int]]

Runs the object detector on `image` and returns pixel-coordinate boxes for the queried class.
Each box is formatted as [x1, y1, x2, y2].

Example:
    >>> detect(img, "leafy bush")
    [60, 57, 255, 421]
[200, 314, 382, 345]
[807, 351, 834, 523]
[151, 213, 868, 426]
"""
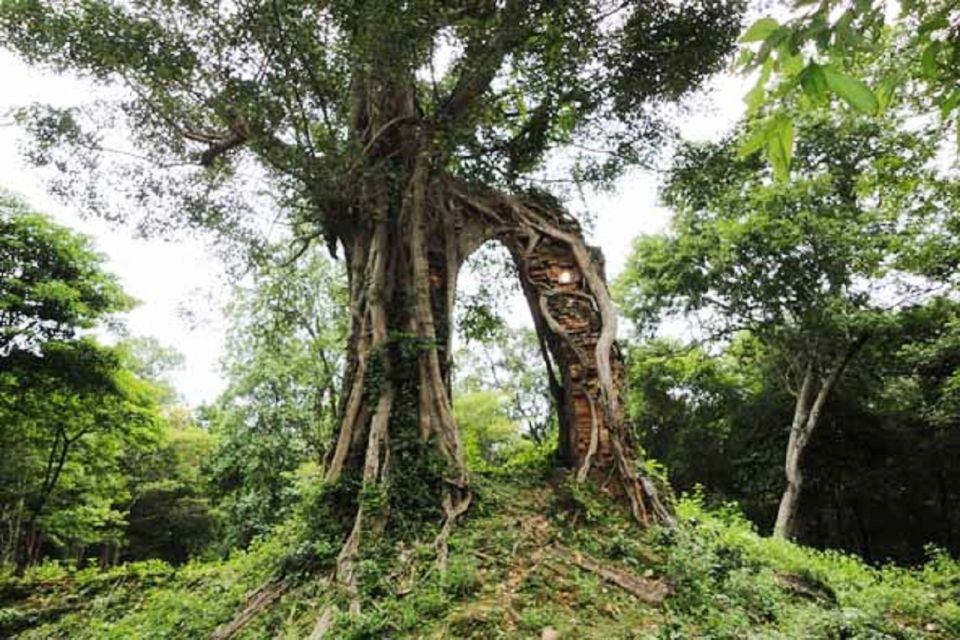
[649, 494, 960, 638]
[5, 473, 957, 639]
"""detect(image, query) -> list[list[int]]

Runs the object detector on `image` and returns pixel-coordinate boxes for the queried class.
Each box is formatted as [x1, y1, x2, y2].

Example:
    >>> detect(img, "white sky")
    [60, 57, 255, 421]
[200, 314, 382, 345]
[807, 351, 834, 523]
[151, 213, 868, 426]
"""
[0, 50, 749, 407]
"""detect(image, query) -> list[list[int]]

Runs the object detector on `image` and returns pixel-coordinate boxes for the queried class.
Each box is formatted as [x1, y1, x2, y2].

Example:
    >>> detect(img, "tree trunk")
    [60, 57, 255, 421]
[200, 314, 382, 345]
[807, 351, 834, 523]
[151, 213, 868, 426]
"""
[773, 337, 867, 540]
[321, 122, 486, 607]
[319, 162, 673, 604]
[315, 79, 672, 613]
[16, 426, 74, 574]
[774, 363, 815, 540]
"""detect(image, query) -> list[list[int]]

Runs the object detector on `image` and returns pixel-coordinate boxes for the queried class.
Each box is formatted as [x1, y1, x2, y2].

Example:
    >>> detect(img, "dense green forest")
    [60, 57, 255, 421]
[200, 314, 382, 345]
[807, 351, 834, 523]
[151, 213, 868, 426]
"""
[2, 0, 960, 637]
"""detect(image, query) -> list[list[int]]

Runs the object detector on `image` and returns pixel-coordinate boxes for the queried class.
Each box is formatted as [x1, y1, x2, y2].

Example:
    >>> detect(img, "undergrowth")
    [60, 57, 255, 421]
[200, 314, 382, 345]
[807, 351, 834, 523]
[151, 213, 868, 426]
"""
[2, 470, 957, 639]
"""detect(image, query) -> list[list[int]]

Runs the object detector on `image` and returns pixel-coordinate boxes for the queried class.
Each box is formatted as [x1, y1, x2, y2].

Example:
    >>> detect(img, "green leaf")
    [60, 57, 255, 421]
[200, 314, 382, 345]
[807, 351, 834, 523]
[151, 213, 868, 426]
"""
[823, 67, 879, 114]
[744, 82, 765, 115]
[766, 26, 793, 49]
[740, 17, 780, 43]
[938, 88, 960, 118]
[766, 116, 794, 182]
[781, 52, 805, 76]
[918, 14, 949, 35]
[737, 127, 766, 158]
[744, 59, 773, 115]
[875, 76, 900, 115]
[834, 10, 855, 46]
[921, 41, 941, 79]
[800, 63, 828, 102]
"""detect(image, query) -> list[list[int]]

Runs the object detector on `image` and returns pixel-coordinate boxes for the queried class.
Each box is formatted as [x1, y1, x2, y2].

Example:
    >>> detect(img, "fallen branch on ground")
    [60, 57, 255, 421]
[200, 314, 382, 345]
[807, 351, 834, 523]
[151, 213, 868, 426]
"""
[209, 579, 287, 640]
[551, 544, 669, 605]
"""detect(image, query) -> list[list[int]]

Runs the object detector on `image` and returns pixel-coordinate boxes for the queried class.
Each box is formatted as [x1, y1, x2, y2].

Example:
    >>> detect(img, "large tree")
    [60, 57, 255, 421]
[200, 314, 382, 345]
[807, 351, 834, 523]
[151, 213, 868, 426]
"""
[0, 194, 165, 570]
[0, 0, 743, 595]
[617, 112, 959, 539]
[207, 246, 347, 549]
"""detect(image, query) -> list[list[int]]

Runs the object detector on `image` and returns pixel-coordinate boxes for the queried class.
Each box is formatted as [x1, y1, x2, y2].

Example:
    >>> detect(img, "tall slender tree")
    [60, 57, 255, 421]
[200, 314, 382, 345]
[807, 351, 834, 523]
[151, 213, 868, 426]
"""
[617, 113, 959, 539]
[1, 193, 161, 570]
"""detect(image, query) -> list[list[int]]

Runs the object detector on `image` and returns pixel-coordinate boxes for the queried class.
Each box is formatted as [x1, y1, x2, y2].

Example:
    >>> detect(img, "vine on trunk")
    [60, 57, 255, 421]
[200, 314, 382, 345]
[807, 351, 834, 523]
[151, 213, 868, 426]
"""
[451, 183, 675, 526]
[289, 135, 675, 635]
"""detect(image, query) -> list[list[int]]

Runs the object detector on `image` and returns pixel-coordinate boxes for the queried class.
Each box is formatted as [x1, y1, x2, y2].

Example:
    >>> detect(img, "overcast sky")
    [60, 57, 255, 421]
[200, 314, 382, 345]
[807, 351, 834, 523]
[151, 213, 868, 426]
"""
[0, 50, 749, 407]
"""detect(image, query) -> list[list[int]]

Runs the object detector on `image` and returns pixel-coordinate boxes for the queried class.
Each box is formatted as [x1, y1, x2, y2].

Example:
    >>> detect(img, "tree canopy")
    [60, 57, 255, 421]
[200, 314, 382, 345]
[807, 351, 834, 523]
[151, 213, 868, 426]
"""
[0, 194, 173, 569]
[617, 107, 959, 538]
[0, 192, 131, 355]
[206, 246, 346, 549]
[5, 0, 960, 636]
[618, 112, 957, 343]
[0, 0, 744, 247]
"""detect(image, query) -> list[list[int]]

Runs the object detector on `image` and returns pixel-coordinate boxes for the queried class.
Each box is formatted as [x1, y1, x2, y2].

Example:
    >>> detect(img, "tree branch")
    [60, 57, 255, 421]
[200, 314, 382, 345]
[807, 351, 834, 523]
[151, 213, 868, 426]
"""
[437, 0, 531, 125]
[199, 130, 248, 167]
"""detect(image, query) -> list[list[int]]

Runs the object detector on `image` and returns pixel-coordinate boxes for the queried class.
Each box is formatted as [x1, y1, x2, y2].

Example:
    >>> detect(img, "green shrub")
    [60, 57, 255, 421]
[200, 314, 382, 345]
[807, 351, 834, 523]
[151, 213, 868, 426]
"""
[648, 494, 960, 639]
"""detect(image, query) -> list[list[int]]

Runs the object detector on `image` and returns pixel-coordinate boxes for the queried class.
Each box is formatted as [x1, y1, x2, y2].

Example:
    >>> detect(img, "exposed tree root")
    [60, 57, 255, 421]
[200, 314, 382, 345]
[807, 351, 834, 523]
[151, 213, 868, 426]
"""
[775, 572, 837, 605]
[327, 211, 398, 614]
[209, 579, 287, 640]
[435, 485, 472, 572]
[551, 544, 670, 606]
[321, 152, 478, 626]
[308, 605, 338, 640]
[297, 150, 672, 636]
[449, 182, 675, 527]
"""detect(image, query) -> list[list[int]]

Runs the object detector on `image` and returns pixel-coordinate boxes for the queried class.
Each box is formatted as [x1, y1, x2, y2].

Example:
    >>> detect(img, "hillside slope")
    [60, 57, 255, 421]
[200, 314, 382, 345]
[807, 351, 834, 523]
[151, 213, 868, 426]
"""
[2, 470, 958, 639]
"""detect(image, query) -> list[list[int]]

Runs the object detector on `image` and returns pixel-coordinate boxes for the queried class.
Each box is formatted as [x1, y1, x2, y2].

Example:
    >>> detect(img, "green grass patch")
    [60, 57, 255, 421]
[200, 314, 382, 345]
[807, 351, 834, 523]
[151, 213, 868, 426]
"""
[2, 473, 957, 639]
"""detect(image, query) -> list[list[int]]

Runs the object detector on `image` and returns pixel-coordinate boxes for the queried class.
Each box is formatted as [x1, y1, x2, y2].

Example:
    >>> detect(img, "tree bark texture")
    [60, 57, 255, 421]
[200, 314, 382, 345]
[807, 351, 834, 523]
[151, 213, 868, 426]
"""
[774, 337, 867, 540]
[321, 165, 671, 596]
[311, 76, 672, 611]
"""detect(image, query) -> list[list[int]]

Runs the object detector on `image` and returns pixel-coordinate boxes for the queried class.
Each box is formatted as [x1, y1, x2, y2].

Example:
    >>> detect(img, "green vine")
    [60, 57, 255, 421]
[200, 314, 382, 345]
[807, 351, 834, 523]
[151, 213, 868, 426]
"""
[363, 348, 386, 407]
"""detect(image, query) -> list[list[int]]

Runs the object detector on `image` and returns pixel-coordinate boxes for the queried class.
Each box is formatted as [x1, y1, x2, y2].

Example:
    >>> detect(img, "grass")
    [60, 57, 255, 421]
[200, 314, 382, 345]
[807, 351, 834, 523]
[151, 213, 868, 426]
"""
[2, 470, 958, 639]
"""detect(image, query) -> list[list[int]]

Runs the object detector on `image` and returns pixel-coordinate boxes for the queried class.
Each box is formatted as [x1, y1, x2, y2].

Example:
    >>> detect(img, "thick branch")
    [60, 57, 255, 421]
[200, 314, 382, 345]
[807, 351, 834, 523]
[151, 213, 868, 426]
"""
[198, 131, 248, 167]
[804, 334, 869, 436]
[438, 0, 530, 125]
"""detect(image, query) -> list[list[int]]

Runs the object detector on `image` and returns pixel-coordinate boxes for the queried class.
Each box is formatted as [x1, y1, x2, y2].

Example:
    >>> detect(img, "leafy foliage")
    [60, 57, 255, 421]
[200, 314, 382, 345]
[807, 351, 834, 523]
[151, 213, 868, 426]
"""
[652, 495, 960, 638]
[618, 111, 956, 363]
[0, 338, 162, 560]
[2, 1, 960, 636]
[205, 247, 346, 549]
[618, 105, 959, 539]
[123, 415, 217, 565]
[0, 193, 210, 572]
[0, 192, 131, 356]
[627, 317, 960, 562]
[453, 390, 533, 470]
[737, 0, 960, 176]
[0, 0, 744, 248]
[455, 326, 557, 447]
[3, 471, 957, 638]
